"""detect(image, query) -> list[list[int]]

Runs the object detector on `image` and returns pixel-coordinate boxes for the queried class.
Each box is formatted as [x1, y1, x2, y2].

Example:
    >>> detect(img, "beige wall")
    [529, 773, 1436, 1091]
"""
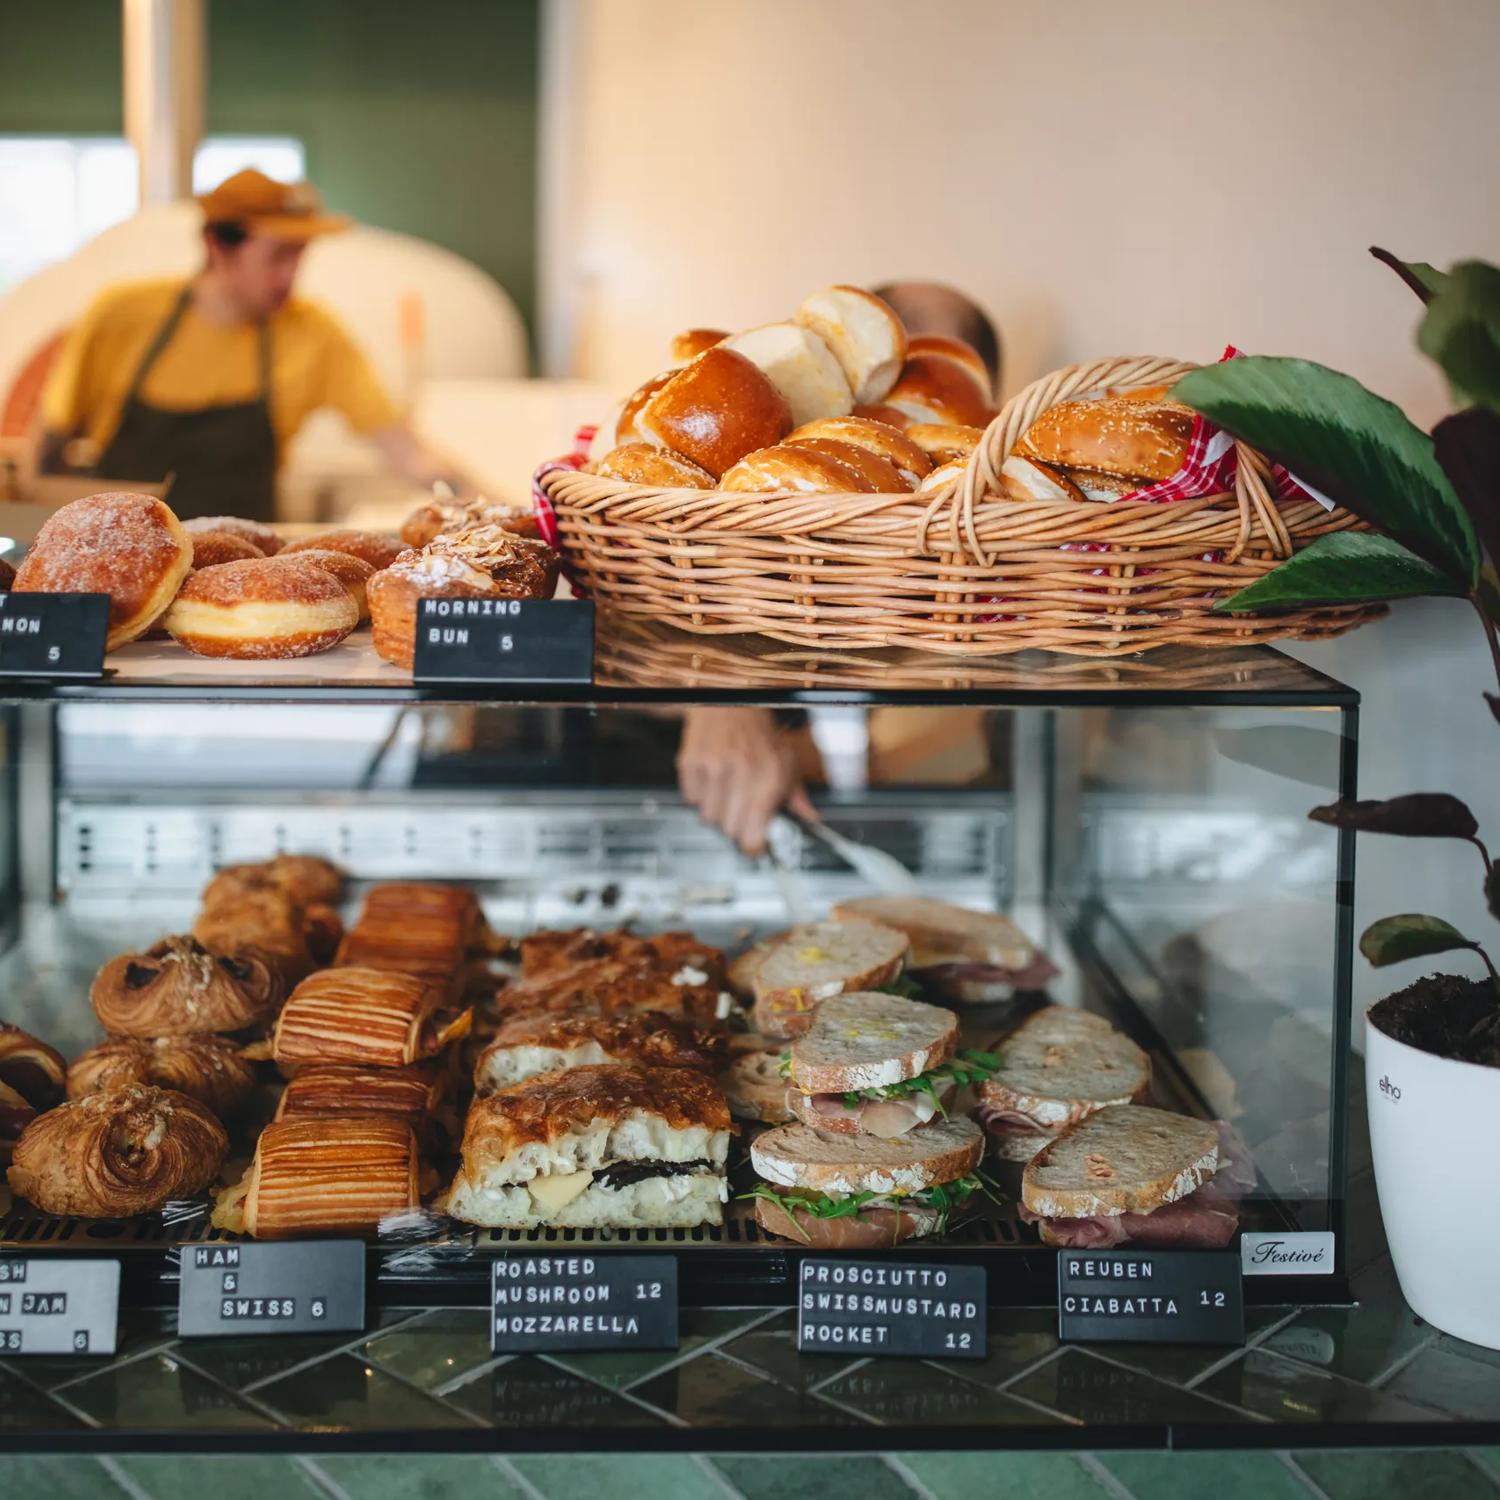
[553, 0, 1500, 1012]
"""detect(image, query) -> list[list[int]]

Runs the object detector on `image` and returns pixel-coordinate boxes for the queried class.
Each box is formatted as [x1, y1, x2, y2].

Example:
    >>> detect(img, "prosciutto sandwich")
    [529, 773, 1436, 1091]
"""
[749, 1116, 986, 1248]
[974, 1006, 1151, 1161]
[750, 918, 910, 1039]
[782, 992, 998, 1138]
[1019, 1104, 1249, 1249]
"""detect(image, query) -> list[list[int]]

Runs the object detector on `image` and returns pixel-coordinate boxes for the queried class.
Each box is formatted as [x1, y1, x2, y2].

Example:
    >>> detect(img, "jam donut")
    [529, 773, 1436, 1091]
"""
[163, 556, 358, 659]
[190, 529, 264, 568]
[184, 516, 284, 555]
[281, 529, 404, 571]
[285, 548, 375, 621]
[14, 492, 193, 652]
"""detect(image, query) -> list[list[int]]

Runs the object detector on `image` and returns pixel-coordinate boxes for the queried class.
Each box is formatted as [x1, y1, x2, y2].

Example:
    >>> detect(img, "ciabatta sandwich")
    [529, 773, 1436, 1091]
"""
[1020, 1104, 1250, 1249]
[751, 918, 910, 1039]
[749, 1116, 985, 1248]
[782, 993, 997, 1138]
[832, 896, 1056, 1002]
[974, 1006, 1151, 1161]
[442, 1064, 731, 1230]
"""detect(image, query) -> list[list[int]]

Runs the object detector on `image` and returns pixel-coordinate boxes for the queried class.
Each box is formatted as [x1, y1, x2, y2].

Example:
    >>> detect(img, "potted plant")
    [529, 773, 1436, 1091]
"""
[1171, 251, 1500, 1348]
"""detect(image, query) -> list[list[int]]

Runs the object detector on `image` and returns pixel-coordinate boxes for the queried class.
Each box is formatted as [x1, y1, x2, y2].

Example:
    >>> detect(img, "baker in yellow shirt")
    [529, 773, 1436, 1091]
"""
[40, 168, 474, 521]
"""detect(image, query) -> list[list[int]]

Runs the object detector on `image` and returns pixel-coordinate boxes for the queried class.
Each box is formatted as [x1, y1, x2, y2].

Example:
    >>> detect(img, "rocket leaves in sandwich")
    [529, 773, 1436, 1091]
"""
[744, 1171, 998, 1239]
[840, 1049, 1001, 1118]
[876, 972, 924, 999]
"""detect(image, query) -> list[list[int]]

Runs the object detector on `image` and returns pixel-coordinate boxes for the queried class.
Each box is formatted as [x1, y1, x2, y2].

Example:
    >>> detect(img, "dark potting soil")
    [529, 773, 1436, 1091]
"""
[1368, 973, 1500, 1067]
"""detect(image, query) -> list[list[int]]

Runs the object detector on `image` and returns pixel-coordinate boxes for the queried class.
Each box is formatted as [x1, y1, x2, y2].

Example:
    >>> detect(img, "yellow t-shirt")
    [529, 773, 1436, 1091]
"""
[41, 278, 399, 469]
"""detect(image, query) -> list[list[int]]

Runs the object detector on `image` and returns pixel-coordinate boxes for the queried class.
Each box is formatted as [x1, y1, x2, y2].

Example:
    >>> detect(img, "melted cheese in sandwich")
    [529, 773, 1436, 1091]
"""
[528, 1171, 594, 1213]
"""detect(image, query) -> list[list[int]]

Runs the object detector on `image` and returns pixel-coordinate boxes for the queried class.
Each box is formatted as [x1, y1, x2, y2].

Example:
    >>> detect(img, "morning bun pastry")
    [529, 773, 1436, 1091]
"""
[795, 286, 908, 404]
[670, 328, 728, 363]
[184, 516, 284, 555]
[283, 549, 375, 621]
[785, 437, 911, 492]
[719, 444, 874, 494]
[399, 498, 542, 550]
[1016, 397, 1193, 482]
[190, 530, 264, 568]
[14, 492, 193, 652]
[66, 1035, 258, 1120]
[163, 556, 358, 659]
[883, 355, 995, 428]
[592, 443, 716, 489]
[281, 529, 404, 572]
[786, 416, 931, 487]
[906, 423, 984, 466]
[637, 347, 792, 478]
[722, 322, 854, 426]
[91, 935, 287, 1036]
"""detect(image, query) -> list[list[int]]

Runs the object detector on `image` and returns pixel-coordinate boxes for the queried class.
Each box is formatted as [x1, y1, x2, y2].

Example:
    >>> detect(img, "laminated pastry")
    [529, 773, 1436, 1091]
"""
[204, 854, 345, 912]
[194, 887, 321, 981]
[400, 497, 544, 550]
[280, 529, 404, 572]
[336, 882, 485, 984]
[473, 1010, 724, 1092]
[66, 1036, 258, 1120]
[274, 1061, 454, 1147]
[272, 967, 471, 1069]
[794, 286, 908, 405]
[91, 936, 286, 1037]
[278, 548, 375, 621]
[0, 1023, 67, 1162]
[163, 556, 359, 659]
[13, 492, 193, 652]
[184, 516, 284, 555]
[635, 347, 792, 478]
[518, 927, 723, 983]
[784, 416, 931, 487]
[0, 558, 16, 590]
[442, 1064, 731, 1230]
[591, 443, 716, 488]
[190, 530, 265, 568]
[7, 1085, 227, 1217]
[212, 1116, 420, 1239]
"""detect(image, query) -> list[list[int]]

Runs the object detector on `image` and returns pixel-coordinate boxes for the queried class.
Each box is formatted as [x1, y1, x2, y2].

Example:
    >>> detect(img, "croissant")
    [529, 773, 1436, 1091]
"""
[194, 889, 317, 981]
[203, 854, 345, 912]
[91, 935, 286, 1037]
[67, 1036, 258, 1120]
[272, 967, 472, 1069]
[212, 1116, 420, 1239]
[7, 1085, 228, 1217]
[0, 1023, 67, 1111]
[0, 1081, 38, 1165]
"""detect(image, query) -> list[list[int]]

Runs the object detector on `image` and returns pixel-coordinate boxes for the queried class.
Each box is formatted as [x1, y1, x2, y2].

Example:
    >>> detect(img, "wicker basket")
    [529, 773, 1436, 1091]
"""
[541, 355, 1383, 656]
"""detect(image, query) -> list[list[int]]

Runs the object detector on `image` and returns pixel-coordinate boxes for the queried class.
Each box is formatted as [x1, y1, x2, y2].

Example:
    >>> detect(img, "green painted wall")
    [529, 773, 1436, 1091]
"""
[0, 0, 539, 341]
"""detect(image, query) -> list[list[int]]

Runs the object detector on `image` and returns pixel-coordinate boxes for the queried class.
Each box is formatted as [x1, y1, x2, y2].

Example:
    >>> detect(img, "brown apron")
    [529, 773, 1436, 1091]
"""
[94, 284, 277, 521]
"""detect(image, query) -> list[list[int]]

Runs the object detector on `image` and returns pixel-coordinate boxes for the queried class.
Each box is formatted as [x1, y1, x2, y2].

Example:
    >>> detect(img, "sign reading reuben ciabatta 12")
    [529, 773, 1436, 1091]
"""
[0, 593, 109, 678]
[491, 1253, 678, 1353]
[178, 1242, 365, 1338]
[796, 1259, 987, 1360]
[1057, 1248, 1244, 1345]
[411, 598, 594, 684]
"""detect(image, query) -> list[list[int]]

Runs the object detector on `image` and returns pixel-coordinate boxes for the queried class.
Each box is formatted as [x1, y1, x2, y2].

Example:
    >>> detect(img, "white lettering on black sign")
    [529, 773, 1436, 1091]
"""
[0, 1258, 119, 1356]
[412, 598, 594, 685]
[1057, 1248, 1244, 1346]
[178, 1240, 363, 1339]
[490, 1253, 676, 1353]
[0, 594, 109, 678]
[797, 1260, 986, 1360]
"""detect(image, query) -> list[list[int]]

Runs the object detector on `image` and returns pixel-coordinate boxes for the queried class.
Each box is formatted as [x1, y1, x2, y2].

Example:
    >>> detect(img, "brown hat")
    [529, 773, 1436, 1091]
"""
[196, 169, 351, 241]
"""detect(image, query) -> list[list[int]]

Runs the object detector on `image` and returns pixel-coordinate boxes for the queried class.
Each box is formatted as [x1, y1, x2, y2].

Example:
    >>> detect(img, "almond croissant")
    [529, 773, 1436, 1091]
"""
[90, 936, 285, 1037]
[67, 1036, 258, 1120]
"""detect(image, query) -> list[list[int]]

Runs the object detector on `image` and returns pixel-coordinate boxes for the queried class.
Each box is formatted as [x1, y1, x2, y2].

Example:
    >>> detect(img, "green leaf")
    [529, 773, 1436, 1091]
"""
[1370, 247, 1447, 303]
[1214, 531, 1465, 612]
[1174, 356, 1479, 586]
[1418, 262, 1500, 413]
[1359, 913, 1477, 968]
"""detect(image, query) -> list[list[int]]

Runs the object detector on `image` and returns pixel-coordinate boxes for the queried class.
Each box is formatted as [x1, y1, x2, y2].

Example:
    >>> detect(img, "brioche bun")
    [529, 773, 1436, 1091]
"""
[1001, 455, 1086, 503]
[592, 442, 716, 488]
[786, 437, 910, 492]
[638, 347, 792, 479]
[615, 370, 677, 447]
[905, 423, 984, 466]
[884, 354, 995, 428]
[720, 443, 873, 494]
[853, 402, 911, 429]
[671, 328, 728, 363]
[795, 285, 908, 404]
[1016, 397, 1193, 482]
[907, 335, 991, 400]
[722, 322, 854, 427]
[787, 416, 931, 487]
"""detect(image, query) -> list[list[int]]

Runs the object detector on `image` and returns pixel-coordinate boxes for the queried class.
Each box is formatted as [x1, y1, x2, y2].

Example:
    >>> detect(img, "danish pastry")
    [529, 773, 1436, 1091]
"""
[163, 556, 359, 659]
[7, 1085, 228, 1217]
[281, 529, 404, 572]
[67, 1035, 258, 1120]
[184, 515, 284, 554]
[272, 967, 471, 1069]
[14, 492, 193, 652]
[91, 935, 286, 1036]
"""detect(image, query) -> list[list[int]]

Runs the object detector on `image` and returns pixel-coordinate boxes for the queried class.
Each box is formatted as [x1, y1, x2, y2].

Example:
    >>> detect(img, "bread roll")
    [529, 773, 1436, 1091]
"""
[720, 444, 875, 494]
[905, 423, 984, 465]
[722, 322, 854, 426]
[671, 328, 728, 363]
[907, 335, 991, 400]
[615, 370, 676, 446]
[853, 402, 911, 430]
[1001, 455, 1086, 503]
[592, 443, 716, 488]
[1070, 469, 1145, 502]
[916, 459, 966, 494]
[1016, 397, 1193, 481]
[785, 437, 909, 492]
[787, 416, 931, 488]
[884, 355, 994, 428]
[795, 285, 907, 404]
[638, 347, 792, 478]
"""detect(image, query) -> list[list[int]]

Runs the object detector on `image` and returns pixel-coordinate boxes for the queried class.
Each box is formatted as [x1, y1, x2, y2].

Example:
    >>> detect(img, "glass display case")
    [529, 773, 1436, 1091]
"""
[0, 620, 1358, 1312]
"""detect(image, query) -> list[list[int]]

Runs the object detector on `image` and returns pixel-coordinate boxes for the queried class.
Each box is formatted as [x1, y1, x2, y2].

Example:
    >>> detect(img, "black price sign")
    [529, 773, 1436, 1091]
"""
[1057, 1248, 1244, 1345]
[178, 1241, 365, 1338]
[491, 1253, 677, 1353]
[796, 1259, 986, 1361]
[412, 598, 594, 684]
[0, 1256, 119, 1356]
[0, 593, 108, 678]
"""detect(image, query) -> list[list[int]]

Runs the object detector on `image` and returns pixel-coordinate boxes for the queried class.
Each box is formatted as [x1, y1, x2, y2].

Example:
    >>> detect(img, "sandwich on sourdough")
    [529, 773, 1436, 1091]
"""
[717, 1033, 798, 1125]
[782, 993, 999, 1138]
[974, 1006, 1151, 1161]
[832, 896, 1056, 1002]
[749, 1116, 985, 1248]
[1019, 1104, 1253, 1249]
[442, 1063, 731, 1230]
[750, 917, 910, 1039]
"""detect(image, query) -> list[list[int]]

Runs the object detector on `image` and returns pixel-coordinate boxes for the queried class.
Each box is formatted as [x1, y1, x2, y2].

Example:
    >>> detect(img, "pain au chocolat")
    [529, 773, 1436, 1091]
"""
[213, 1116, 420, 1239]
[91, 935, 286, 1037]
[66, 1036, 258, 1121]
[272, 967, 471, 1069]
[275, 1060, 454, 1146]
[7, 1085, 227, 1217]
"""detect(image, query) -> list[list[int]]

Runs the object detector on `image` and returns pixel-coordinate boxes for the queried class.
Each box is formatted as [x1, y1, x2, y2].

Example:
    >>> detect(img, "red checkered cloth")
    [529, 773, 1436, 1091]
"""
[531, 424, 597, 590]
[1117, 346, 1334, 510]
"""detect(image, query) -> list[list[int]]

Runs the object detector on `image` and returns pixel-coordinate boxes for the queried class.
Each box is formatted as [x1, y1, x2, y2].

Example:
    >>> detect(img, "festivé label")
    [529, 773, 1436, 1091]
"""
[490, 1253, 678, 1353]
[796, 1259, 987, 1360]
[178, 1241, 365, 1338]
[412, 597, 594, 684]
[1057, 1248, 1244, 1345]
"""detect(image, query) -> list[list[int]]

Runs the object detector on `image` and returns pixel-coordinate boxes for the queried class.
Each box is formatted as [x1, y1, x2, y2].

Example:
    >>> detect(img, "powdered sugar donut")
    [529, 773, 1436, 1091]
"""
[163, 556, 358, 659]
[280, 529, 404, 572]
[184, 515, 284, 555]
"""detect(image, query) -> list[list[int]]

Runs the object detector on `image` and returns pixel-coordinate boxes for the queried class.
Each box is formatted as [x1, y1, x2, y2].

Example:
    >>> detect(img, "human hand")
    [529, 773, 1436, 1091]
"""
[677, 706, 816, 856]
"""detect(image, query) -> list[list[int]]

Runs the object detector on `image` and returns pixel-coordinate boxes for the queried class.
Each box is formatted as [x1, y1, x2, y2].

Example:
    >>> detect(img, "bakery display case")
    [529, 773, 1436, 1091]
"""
[0, 626, 1358, 1315]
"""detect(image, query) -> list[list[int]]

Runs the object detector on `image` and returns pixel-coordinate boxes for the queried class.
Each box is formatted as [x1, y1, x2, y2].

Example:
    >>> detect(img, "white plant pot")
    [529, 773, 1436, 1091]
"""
[1365, 1009, 1500, 1350]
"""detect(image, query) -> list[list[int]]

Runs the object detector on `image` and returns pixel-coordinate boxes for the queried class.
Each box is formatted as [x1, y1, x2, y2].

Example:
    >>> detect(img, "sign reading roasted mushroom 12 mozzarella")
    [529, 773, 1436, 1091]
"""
[0, 1257, 119, 1355]
[796, 1259, 987, 1360]
[411, 598, 594, 684]
[177, 1241, 365, 1338]
[1057, 1249, 1244, 1345]
[0, 594, 108, 678]
[490, 1253, 678, 1353]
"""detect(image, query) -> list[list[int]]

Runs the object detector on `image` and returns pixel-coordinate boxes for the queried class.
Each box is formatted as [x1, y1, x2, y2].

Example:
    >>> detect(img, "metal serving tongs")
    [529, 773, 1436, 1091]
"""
[764, 806, 918, 924]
